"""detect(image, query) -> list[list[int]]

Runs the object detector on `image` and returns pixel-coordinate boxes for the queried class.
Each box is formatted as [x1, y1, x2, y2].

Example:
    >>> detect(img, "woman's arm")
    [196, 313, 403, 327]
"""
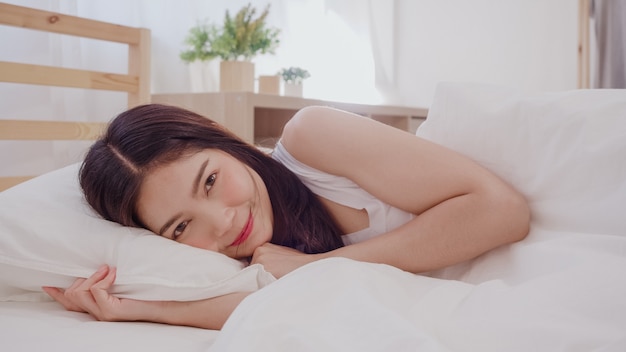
[43, 265, 249, 330]
[254, 106, 530, 276]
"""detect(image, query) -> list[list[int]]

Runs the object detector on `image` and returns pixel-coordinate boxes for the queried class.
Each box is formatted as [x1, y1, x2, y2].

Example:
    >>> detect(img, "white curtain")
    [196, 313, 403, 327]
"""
[321, 0, 396, 102]
[590, 0, 626, 88]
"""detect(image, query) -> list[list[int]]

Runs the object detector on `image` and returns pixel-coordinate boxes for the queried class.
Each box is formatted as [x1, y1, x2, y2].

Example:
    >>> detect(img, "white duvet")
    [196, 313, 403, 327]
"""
[212, 229, 626, 351]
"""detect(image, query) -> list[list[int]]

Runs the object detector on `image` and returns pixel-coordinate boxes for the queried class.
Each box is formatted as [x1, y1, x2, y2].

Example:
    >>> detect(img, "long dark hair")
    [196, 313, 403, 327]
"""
[80, 104, 344, 254]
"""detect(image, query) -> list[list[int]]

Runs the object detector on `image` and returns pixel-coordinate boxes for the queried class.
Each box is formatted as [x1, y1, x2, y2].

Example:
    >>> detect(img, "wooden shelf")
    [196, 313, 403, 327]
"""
[151, 92, 428, 146]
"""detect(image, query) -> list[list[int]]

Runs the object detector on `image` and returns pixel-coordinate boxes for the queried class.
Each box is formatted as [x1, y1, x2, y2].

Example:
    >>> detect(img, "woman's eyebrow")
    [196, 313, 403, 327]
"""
[192, 158, 210, 196]
[158, 214, 180, 237]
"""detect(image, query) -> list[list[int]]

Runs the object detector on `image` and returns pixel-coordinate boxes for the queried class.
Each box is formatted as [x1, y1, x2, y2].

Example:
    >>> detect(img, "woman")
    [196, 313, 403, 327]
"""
[43, 104, 530, 329]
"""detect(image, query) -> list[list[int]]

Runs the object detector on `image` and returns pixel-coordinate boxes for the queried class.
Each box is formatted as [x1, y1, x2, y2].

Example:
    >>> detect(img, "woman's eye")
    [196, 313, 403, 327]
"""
[205, 173, 217, 193]
[172, 221, 188, 241]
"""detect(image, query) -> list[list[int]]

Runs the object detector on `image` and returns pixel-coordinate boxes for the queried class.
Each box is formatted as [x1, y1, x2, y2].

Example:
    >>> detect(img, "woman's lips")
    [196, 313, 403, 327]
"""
[230, 211, 253, 246]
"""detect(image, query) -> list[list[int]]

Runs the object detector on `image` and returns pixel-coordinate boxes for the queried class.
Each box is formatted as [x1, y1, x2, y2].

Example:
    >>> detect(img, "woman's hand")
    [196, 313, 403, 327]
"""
[43, 265, 152, 322]
[251, 243, 324, 278]
[43, 265, 250, 330]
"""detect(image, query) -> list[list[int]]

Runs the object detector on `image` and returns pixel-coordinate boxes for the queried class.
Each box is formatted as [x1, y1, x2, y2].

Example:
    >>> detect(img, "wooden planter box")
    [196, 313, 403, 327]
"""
[258, 75, 280, 95]
[220, 61, 254, 92]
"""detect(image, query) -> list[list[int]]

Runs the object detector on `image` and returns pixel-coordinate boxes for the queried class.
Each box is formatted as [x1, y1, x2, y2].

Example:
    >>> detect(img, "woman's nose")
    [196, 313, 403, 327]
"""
[215, 206, 236, 238]
[182, 201, 237, 252]
[203, 203, 235, 239]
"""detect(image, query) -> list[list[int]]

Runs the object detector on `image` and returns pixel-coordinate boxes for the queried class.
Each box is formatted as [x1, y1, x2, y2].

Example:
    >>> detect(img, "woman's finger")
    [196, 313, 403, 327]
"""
[90, 266, 116, 301]
[92, 266, 116, 290]
[65, 265, 108, 301]
[65, 277, 86, 292]
[90, 267, 121, 321]
[42, 286, 85, 312]
[75, 265, 110, 290]
[51, 265, 111, 315]
[71, 267, 112, 316]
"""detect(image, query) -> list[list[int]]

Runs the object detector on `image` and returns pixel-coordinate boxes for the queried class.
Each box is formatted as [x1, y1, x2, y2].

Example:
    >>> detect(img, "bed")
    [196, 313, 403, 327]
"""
[2, 3, 626, 352]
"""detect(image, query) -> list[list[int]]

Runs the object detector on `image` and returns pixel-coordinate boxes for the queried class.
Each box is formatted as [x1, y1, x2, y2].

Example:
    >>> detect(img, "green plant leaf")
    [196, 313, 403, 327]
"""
[279, 66, 311, 84]
[181, 3, 281, 63]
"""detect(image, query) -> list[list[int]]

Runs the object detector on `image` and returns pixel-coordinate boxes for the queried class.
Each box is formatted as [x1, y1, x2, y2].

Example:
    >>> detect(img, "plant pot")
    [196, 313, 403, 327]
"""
[258, 75, 280, 95]
[220, 61, 255, 92]
[188, 60, 219, 92]
[283, 82, 303, 97]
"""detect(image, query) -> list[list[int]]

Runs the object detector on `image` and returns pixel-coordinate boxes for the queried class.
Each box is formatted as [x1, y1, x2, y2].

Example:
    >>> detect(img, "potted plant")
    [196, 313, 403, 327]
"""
[180, 22, 220, 92]
[180, 3, 281, 92]
[279, 66, 310, 97]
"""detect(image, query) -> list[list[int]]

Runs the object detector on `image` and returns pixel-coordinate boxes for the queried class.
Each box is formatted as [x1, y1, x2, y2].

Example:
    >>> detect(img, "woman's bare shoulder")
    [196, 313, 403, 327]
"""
[280, 106, 404, 173]
[280, 106, 517, 215]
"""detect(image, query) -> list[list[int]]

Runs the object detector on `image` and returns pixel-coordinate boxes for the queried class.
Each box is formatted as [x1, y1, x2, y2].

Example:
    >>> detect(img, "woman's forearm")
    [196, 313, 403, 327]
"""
[326, 189, 530, 273]
[134, 292, 251, 330]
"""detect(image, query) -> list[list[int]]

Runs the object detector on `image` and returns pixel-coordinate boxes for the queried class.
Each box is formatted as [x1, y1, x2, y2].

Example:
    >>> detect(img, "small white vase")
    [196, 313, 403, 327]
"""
[283, 82, 303, 97]
[188, 60, 219, 92]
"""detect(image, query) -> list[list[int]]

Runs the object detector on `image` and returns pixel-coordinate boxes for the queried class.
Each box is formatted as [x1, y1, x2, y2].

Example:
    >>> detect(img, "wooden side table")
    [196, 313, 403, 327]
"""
[151, 92, 428, 147]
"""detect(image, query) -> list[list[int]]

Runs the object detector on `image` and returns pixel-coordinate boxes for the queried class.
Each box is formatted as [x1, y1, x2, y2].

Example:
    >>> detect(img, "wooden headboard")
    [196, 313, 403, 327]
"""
[0, 3, 151, 191]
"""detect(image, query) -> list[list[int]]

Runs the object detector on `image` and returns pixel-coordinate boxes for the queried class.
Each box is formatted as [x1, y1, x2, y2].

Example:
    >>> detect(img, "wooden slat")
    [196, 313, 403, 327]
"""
[0, 176, 33, 191]
[128, 28, 152, 107]
[0, 2, 142, 44]
[0, 61, 138, 92]
[0, 120, 106, 140]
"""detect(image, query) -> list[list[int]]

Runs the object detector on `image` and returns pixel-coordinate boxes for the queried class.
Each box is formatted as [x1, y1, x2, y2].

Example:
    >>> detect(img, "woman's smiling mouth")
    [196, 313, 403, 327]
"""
[230, 211, 253, 246]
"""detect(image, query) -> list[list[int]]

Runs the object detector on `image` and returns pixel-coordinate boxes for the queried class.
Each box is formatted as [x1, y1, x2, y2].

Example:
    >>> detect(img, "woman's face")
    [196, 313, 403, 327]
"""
[135, 149, 274, 259]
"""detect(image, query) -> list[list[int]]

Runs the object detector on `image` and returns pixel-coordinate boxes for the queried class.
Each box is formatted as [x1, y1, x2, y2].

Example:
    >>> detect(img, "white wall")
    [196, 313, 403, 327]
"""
[392, 0, 580, 108]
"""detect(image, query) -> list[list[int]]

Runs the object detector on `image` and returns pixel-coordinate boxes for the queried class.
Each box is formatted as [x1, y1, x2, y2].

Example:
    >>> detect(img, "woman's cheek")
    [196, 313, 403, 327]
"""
[183, 235, 217, 252]
[220, 168, 254, 205]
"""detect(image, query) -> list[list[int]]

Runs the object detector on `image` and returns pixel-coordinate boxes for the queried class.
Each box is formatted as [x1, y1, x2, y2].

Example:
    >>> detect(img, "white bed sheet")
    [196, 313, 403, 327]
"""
[1, 301, 219, 351]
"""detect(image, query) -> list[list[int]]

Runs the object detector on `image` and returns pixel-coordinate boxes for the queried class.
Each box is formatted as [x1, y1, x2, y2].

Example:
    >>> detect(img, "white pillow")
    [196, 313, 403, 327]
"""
[0, 163, 275, 302]
[416, 82, 626, 236]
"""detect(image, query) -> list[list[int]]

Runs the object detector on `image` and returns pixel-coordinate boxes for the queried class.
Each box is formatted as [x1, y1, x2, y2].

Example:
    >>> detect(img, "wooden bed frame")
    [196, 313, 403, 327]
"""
[0, 2, 150, 191]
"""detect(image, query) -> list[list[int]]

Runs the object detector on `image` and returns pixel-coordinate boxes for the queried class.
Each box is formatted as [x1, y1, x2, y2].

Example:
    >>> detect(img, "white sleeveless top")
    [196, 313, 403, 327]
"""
[272, 141, 415, 245]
